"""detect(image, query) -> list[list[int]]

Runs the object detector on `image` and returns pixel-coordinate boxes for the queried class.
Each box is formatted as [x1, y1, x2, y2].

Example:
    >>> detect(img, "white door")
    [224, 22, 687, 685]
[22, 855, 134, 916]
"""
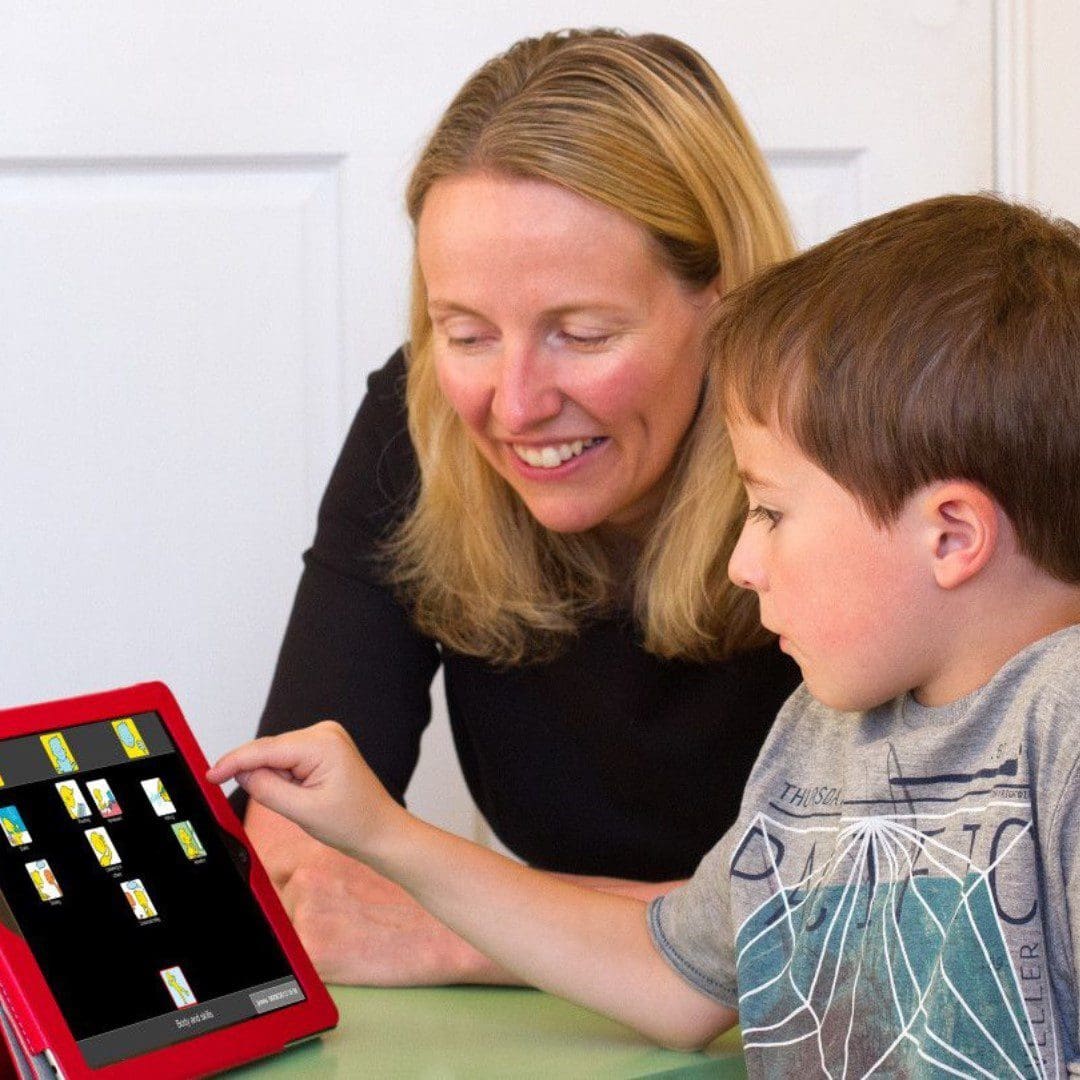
[0, 2, 1062, 838]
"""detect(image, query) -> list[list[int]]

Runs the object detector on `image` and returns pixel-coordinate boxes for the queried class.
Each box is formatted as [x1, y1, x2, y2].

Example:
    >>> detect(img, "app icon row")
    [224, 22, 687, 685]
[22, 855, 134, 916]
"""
[39, 717, 149, 777]
[24, 821, 207, 896]
[85, 822, 208, 868]
[59, 778, 120, 821]
[1, 777, 177, 848]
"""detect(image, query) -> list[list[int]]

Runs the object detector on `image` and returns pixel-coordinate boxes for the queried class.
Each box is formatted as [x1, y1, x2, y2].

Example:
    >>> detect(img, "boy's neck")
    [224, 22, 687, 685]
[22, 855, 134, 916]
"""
[913, 572, 1080, 708]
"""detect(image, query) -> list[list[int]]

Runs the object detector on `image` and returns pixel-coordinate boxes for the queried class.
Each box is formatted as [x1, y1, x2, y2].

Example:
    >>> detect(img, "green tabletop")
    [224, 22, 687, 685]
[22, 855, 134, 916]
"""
[232, 985, 746, 1079]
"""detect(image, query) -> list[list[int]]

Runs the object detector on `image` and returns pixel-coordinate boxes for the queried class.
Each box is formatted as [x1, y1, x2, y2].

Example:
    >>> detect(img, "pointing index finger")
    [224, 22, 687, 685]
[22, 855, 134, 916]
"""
[206, 733, 312, 786]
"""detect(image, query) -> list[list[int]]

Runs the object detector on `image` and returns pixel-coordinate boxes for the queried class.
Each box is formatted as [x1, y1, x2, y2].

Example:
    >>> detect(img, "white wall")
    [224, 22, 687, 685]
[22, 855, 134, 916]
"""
[1029, 0, 1080, 221]
[1, 3, 1076, 840]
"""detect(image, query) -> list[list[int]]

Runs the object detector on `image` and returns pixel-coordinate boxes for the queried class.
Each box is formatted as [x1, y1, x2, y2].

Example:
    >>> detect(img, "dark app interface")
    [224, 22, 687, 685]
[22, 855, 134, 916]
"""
[0, 712, 304, 1067]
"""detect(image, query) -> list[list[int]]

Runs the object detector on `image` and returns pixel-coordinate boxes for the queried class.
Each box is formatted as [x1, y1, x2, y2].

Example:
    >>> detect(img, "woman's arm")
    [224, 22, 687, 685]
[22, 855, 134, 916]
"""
[244, 347, 459, 984]
[252, 350, 441, 808]
[245, 799, 685, 986]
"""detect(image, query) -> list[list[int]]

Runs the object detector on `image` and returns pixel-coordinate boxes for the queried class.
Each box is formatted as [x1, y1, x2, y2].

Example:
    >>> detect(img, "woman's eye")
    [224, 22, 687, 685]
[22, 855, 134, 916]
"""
[556, 330, 613, 348]
[748, 504, 782, 530]
[444, 332, 491, 350]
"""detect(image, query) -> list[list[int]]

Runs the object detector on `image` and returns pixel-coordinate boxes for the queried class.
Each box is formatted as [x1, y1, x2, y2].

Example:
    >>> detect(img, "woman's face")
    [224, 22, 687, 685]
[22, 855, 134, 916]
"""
[418, 171, 718, 537]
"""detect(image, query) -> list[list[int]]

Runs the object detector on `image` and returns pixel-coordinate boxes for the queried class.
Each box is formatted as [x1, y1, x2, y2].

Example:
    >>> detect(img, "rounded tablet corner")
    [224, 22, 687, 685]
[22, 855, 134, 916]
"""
[142, 680, 179, 707]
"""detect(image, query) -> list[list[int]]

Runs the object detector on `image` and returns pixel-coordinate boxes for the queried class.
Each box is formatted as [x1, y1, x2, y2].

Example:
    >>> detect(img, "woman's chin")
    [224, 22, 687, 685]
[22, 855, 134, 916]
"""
[522, 501, 608, 534]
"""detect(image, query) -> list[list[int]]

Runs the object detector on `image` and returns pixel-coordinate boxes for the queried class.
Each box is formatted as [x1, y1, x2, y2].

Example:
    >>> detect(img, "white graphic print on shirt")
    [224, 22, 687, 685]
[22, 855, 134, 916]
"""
[731, 747, 1056, 1078]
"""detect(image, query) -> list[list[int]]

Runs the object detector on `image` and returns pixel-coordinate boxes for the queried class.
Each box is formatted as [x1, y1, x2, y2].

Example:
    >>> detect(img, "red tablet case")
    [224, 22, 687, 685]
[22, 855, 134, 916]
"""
[0, 682, 338, 1079]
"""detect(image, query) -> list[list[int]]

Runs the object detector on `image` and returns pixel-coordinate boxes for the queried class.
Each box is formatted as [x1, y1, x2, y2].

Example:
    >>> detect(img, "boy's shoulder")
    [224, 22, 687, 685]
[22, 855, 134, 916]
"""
[992, 622, 1080, 705]
[994, 624, 1080, 792]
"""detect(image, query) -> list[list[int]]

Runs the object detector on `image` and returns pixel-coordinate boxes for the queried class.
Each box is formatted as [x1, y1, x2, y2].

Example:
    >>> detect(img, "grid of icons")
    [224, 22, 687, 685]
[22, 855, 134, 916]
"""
[1, 717, 208, 1010]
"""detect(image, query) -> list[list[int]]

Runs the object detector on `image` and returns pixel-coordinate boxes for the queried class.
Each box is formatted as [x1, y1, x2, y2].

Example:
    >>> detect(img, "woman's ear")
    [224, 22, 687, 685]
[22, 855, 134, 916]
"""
[921, 481, 1000, 590]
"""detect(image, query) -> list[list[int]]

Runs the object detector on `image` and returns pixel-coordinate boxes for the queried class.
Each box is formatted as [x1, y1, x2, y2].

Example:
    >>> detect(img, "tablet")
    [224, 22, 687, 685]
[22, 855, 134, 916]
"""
[0, 682, 337, 1079]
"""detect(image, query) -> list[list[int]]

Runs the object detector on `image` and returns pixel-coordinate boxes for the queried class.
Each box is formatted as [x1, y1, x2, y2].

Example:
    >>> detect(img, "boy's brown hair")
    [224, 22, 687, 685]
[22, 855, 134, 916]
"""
[703, 193, 1080, 583]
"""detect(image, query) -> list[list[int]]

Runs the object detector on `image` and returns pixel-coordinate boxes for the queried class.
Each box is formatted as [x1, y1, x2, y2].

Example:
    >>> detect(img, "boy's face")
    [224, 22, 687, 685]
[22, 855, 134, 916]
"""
[726, 418, 940, 711]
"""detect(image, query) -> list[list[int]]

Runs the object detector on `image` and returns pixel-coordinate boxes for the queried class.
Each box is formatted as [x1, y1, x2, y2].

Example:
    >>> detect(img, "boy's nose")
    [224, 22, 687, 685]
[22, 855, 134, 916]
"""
[490, 344, 563, 434]
[727, 524, 765, 592]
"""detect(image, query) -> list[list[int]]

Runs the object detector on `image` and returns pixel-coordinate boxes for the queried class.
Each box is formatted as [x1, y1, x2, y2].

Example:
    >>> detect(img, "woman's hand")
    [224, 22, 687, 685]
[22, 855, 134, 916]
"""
[242, 800, 519, 986]
[283, 875, 481, 986]
[208, 721, 406, 863]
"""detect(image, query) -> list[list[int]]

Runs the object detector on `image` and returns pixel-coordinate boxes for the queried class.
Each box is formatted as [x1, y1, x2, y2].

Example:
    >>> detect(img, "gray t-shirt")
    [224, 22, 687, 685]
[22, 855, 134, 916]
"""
[650, 625, 1080, 1078]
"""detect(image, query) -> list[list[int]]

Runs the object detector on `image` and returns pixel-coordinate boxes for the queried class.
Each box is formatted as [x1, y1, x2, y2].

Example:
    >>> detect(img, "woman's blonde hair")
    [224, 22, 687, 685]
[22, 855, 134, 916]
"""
[388, 27, 794, 664]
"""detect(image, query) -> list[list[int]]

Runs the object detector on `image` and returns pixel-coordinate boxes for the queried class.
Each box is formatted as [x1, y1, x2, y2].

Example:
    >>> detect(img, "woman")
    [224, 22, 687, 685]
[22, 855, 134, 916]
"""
[243, 27, 800, 985]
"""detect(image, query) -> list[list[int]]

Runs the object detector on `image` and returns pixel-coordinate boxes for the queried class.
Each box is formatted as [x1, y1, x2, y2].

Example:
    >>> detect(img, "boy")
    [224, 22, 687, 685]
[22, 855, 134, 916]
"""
[210, 195, 1080, 1076]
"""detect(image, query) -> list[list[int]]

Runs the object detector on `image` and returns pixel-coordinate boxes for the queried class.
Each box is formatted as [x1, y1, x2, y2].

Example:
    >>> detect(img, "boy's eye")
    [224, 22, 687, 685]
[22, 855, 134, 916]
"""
[747, 504, 782, 530]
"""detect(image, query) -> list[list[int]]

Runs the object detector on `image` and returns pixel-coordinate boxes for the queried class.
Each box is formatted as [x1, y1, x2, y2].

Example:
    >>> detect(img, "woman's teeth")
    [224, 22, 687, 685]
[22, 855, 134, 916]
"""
[512, 437, 603, 469]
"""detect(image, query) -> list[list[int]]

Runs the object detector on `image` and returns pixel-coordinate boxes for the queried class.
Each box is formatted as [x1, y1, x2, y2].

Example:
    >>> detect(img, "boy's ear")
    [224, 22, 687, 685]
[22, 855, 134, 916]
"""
[920, 481, 1000, 590]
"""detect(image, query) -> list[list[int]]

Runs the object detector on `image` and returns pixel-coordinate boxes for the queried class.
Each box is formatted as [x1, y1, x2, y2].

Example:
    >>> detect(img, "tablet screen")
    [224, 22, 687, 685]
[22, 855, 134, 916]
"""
[0, 711, 305, 1069]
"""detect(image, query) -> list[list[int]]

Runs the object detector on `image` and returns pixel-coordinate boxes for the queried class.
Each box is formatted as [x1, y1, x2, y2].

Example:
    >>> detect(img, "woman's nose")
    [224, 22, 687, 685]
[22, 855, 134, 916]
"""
[728, 523, 765, 592]
[490, 345, 563, 434]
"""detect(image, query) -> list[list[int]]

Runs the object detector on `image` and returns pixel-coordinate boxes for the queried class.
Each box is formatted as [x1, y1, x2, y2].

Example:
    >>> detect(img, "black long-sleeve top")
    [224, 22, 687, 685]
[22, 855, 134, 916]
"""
[248, 349, 800, 881]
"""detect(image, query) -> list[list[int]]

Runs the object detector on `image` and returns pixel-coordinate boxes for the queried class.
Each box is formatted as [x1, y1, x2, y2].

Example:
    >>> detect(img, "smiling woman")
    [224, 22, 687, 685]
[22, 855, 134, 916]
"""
[396, 29, 794, 663]
[241, 27, 803, 988]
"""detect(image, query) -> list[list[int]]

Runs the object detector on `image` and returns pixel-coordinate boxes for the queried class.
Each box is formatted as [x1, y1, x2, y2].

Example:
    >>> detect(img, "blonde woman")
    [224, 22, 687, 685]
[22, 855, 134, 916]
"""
[242, 28, 800, 986]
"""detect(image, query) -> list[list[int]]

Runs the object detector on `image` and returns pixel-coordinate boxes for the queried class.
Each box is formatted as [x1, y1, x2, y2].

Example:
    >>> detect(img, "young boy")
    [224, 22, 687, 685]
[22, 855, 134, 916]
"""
[210, 194, 1080, 1076]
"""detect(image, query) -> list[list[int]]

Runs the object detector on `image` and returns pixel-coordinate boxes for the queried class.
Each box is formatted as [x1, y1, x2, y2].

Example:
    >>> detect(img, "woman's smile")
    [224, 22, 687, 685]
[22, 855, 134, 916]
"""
[507, 436, 608, 472]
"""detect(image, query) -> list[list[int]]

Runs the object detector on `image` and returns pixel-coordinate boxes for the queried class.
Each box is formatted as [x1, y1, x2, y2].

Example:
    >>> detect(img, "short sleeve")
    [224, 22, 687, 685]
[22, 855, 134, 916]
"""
[1041, 740, 1080, 1072]
[1017, 633, 1080, 1073]
[648, 828, 739, 1007]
